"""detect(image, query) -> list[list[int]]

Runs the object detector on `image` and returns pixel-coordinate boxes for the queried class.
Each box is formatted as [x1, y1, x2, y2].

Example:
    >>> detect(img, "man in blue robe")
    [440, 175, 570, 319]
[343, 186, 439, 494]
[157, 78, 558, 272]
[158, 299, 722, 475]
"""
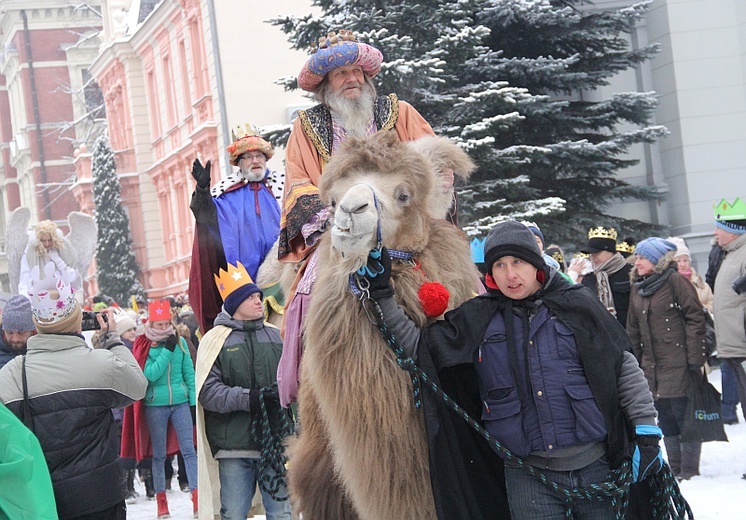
[189, 126, 281, 332]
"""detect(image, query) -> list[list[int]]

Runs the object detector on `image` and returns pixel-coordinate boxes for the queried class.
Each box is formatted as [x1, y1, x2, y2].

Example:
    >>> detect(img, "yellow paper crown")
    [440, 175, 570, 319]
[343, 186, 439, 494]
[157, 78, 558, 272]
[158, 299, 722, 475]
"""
[713, 198, 746, 221]
[617, 241, 635, 254]
[587, 226, 617, 241]
[214, 262, 254, 301]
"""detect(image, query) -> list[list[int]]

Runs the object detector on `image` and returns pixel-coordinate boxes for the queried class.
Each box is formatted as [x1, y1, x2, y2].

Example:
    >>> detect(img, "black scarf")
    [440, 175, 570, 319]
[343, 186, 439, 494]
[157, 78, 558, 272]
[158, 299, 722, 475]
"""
[634, 266, 675, 297]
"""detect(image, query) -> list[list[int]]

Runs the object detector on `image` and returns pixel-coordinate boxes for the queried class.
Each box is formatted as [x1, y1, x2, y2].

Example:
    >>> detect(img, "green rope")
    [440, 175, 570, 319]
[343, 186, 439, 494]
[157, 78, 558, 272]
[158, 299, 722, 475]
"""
[359, 292, 694, 519]
[250, 384, 294, 501]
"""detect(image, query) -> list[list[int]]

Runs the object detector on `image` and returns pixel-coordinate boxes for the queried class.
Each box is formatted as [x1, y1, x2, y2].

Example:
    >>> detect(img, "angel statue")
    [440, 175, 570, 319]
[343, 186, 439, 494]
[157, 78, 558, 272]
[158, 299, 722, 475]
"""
[5, 207, 97, 301]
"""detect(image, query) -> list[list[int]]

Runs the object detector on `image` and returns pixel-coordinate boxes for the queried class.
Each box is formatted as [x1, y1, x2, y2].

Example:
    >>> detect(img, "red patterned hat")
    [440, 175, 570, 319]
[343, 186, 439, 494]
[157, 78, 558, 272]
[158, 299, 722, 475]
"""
[226, 124, 273, 166]
[297, 30, 383, 92]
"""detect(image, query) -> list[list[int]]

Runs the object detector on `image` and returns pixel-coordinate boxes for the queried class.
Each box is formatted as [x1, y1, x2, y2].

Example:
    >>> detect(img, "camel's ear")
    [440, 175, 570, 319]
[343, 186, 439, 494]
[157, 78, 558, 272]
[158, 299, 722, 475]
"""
[408, 136, 476, 182]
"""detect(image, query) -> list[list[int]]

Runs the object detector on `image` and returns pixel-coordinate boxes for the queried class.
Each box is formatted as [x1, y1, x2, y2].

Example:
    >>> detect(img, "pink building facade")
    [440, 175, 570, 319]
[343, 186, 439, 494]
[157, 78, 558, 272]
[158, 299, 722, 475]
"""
[89, 0, 223, 298]
[87, 0, 313, 300]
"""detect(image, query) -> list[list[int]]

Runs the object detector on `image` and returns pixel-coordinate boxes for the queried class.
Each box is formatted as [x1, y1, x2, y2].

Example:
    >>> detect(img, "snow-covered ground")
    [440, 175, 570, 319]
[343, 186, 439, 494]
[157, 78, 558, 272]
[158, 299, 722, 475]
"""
[127, 368, 744, 519]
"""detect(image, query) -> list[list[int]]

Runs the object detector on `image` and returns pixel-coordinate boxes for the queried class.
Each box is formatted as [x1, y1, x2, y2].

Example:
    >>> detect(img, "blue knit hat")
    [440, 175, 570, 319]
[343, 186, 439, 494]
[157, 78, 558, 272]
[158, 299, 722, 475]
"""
[223, 283, 263, 316]
[2, 295, 36, 332]
[635, 237, 676, 266]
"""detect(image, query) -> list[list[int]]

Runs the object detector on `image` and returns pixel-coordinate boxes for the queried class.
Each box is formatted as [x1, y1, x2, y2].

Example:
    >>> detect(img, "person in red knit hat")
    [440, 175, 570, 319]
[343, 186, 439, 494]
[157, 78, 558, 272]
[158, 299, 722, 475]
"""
[125, 299, 199, 518]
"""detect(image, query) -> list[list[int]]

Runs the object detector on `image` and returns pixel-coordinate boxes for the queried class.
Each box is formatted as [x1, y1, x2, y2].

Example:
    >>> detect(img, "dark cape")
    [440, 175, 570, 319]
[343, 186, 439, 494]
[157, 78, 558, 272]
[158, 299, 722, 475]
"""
[415, 272, 636, 519]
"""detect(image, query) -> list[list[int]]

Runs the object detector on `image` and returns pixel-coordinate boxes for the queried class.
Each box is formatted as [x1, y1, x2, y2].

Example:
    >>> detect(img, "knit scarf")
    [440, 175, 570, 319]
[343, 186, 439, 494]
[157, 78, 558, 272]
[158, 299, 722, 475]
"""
[634, 266, 675, 297]
[144, 322, 175, 344]
[593, 253, 628, 317]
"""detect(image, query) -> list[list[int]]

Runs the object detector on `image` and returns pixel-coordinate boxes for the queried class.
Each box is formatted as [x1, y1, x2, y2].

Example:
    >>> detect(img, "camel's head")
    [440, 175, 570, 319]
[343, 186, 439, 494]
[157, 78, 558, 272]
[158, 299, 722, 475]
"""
[319, 131, 473, 271]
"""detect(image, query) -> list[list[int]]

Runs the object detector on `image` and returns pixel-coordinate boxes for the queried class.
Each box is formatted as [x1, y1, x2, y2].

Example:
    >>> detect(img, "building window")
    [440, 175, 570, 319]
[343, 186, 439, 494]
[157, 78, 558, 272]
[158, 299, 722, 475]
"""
[162, 55, 177, 128]
[83, 69, 106, 119]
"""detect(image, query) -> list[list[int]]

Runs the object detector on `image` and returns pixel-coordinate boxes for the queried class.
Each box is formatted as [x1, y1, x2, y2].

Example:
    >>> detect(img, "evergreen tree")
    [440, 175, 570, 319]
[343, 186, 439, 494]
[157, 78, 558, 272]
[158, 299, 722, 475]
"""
[91, 135, 145, 305]
[272, 0, 666, 245]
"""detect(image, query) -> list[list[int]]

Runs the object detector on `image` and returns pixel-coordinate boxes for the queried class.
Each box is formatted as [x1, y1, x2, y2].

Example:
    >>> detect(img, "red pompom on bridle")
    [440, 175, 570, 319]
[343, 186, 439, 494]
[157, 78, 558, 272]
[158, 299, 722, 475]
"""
[418, 281, 450, 318]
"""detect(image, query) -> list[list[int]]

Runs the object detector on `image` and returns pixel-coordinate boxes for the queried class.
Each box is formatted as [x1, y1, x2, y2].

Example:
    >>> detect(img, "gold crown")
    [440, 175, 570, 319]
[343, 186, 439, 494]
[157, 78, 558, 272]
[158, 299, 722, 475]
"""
[214, 262, 254, 301]
[314, 29, 357, 51]
[574, 252, 590, 259]
[231, 123, 260, 143]
[587, 226, 617, 241]
[617, 241, 635, 254]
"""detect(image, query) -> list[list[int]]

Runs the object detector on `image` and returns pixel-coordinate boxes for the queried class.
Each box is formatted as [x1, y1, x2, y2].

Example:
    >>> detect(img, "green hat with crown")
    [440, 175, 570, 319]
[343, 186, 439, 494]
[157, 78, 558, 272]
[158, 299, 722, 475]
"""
[714, 198, 746, 234]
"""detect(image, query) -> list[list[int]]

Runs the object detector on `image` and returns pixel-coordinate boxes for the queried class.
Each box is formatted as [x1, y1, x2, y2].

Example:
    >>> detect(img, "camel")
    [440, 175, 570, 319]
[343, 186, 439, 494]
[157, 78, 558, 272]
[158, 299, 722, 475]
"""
[286, 131, 481, 520]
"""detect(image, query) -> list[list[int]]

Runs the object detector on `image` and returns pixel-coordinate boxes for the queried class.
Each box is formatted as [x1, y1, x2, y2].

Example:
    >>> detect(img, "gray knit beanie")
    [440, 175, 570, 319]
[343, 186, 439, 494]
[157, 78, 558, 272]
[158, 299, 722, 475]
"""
[2, 295, 36, 332]
[483, 220, 546, 272]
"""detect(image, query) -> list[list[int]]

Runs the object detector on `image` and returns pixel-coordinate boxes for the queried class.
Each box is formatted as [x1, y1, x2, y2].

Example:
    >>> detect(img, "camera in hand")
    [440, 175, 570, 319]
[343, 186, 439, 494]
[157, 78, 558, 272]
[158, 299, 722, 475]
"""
[81, 310, 107, 331]
[732, 274, 746, 295]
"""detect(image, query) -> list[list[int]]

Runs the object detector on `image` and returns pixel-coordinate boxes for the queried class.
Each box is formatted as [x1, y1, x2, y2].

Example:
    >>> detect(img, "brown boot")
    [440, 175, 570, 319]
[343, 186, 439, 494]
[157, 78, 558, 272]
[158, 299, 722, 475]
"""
[156, 492, 170, 519]
[679, 442, 702, 480]
[191, 488, 198, 518]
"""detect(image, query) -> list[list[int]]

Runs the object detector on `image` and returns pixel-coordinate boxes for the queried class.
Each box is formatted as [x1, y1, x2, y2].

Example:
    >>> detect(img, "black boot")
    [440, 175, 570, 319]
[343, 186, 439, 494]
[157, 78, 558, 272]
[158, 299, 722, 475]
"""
[141, 468, 156, 499]
[125, 469, 139, 502]
[679, 442, 701, 480]
[663, 435, 682, 477]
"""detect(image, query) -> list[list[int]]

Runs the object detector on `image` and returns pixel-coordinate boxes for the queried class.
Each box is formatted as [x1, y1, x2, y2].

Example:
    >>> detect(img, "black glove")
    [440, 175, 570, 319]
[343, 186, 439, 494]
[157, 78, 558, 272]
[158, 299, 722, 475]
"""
[189, 405, 196, 424]
[263, 388, 280, 407]
[732, 274, 746, 295]
[164, 334, 179, 352]
[632, 425, 665, 482]
[357, 247, 393, 299]
[191, 158, 211, 189]
[248, 388, 280, 414]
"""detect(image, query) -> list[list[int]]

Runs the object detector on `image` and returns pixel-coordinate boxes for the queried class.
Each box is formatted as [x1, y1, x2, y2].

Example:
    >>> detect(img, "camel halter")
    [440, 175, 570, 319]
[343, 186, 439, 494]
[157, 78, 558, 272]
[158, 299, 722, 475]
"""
[346, 183, 415, 299]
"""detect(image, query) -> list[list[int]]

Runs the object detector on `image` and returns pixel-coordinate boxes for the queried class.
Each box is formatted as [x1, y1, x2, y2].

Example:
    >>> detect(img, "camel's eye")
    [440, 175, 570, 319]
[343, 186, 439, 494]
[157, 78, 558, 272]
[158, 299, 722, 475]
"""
[329, 199, 337, 208]
[397, 192, 410, 204]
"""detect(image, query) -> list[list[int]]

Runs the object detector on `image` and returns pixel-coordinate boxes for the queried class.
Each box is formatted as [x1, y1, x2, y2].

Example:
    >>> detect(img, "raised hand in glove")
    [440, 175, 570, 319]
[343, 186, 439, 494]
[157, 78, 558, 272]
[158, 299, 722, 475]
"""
[191, 158, 211, 189]
[632, 424, 665, 482]
[164, 334, 179, 352]
[357, 246, 393, 299]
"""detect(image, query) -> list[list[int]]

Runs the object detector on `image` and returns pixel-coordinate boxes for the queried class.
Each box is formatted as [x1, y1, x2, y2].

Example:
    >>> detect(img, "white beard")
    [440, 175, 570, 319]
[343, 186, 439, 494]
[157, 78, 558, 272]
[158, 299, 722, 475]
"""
[239, 167, 266, 182]
[326, 83, 376, 138]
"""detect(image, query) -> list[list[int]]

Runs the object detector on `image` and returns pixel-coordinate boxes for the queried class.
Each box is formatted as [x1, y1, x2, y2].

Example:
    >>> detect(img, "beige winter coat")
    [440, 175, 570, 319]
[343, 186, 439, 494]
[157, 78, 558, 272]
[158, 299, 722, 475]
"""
[713, 232, 746, 358]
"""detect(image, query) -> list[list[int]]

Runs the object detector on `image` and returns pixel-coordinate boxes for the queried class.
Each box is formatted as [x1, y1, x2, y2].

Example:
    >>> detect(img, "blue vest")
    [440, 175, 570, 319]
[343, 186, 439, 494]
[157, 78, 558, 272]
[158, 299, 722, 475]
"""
[475, 305, 607, 457]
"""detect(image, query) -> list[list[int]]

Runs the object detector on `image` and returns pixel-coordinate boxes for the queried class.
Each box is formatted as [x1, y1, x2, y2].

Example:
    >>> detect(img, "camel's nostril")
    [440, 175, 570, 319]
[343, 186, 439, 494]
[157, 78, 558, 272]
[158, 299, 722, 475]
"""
[352, 203, 369, 215]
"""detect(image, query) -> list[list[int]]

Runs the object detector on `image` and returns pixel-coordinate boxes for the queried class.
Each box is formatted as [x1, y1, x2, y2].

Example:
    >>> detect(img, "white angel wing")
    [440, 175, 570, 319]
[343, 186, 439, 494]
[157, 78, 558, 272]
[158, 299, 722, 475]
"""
[5, 207, 31, 294]
[66, 212, 98, 280]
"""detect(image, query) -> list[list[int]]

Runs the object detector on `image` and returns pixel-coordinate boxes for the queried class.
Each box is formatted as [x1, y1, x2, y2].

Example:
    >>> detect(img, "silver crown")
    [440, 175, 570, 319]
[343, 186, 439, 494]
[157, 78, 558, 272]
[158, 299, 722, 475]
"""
[27, 262, 78, 324]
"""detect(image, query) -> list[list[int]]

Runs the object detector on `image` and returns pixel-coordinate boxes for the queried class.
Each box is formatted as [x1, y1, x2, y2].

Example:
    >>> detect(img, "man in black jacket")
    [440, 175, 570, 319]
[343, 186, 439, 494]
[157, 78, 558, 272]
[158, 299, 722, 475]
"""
[0, 265, 147, 520]
[362, 220, 662, 520]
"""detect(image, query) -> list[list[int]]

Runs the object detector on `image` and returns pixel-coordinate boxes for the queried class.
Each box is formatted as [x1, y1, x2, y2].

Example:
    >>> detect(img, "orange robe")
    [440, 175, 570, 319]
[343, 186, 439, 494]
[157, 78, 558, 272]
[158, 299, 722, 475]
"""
[278, 94, 435, 262]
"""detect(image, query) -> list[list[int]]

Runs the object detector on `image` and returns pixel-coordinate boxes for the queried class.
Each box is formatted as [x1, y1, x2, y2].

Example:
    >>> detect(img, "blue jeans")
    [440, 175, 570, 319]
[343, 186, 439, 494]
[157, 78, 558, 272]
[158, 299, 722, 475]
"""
[720, 361, 740, 421]
[144, 403, 198, 493]
[218, 458, 291, 520]
[504, 458, 615, 520]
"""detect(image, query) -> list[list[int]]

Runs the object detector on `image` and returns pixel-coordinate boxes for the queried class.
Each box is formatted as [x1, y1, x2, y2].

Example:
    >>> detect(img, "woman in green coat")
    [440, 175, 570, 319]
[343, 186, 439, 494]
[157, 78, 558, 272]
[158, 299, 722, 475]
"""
[134, 299, 198, 519]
